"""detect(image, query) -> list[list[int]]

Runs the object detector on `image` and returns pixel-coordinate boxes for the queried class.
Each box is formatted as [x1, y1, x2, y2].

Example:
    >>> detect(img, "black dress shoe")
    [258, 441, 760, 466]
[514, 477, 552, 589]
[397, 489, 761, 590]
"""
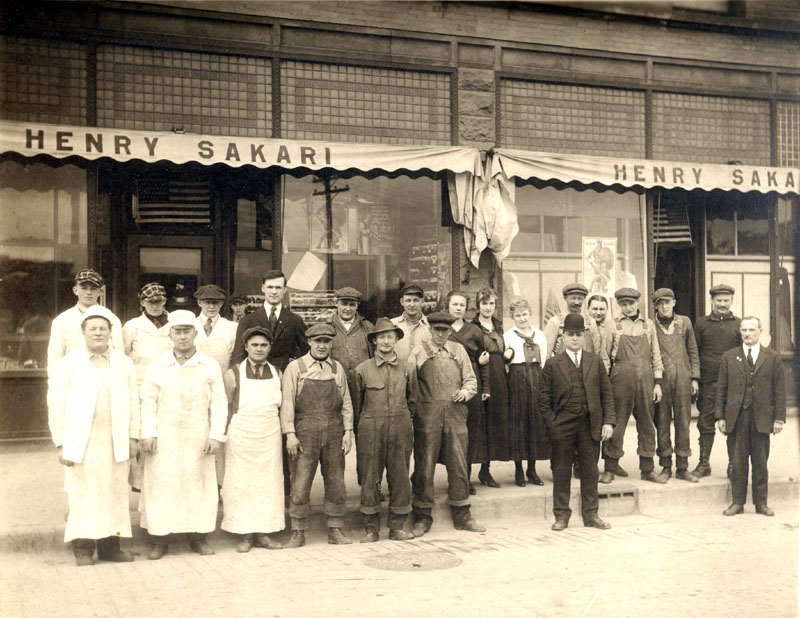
[583, 516, 611, 530]
[514, 469, 526, 487]
[551, 519, 568, 531]
[478, 469, 500, 488]
[526, 470, 544, 486]
[755, 504, 775, 516]
[723, 503, 744, 516]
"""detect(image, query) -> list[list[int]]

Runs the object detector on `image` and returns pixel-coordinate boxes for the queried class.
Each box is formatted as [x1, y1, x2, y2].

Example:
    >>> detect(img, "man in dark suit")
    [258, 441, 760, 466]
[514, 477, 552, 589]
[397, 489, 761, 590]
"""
[232, 270, 309, 372]
[540, 313, 616, 531]
[715, 316, 785, 517]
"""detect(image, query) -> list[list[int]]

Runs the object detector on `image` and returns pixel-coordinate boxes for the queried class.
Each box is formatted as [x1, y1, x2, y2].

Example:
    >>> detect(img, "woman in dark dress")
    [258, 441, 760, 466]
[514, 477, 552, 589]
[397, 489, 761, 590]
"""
[503, 298, 550, 486]
[472, 287, 513, 488]
[445, 290, 491, 495]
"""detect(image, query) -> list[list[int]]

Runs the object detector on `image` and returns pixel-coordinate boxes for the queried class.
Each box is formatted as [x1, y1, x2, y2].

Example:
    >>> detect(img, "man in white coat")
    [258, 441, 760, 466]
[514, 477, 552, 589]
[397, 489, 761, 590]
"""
[47, 305, 139, 566]
[139, 310, 227, 560]
[222, 326, 285, 553]
[47, 269, 123, 370]
[193, 284, 237, 373]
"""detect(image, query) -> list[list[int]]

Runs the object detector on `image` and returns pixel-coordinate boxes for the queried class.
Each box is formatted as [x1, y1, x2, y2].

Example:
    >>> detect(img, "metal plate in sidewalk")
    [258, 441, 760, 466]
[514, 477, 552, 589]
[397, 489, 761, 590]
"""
[363, 551, 462, 571]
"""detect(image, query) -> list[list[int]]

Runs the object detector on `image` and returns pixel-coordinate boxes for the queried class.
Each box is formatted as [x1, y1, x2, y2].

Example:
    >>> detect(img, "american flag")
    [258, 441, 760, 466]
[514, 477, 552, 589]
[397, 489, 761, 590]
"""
[652, 195, 692, 244]
[134, 175, 211, 224]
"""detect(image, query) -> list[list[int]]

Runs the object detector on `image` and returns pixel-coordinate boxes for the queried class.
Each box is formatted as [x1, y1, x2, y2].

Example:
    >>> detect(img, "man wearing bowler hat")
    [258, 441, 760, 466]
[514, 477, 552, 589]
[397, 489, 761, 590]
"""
[600, 288, 666, 485]
[48, 269, 123, 369]
[410, 311, 484, 536]
[281, 322, 354, 548]
[351, 318, 417, 542]
[540, 313, 615, 531]
[194, 284, 237, 374]
[392, 283, 431, 362]
[652, 287, 701, 482]
[693, 283, 741, 478]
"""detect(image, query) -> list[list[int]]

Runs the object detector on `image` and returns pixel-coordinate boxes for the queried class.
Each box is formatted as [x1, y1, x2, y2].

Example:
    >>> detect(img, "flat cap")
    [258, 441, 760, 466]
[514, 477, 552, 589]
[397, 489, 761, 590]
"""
[80, 304, 116, 326]
[229, 293, 249, 305]
[652, 288, 675, 304]
[194, 284, 227, 301]
[614, 287, 641, 301]
[139, 282, 167, 301]
[75, 269, 104, 287]
[709, 283, 735, 296]
[400, 284, 424, 297]
[166, 309, 197, 329]
[242, 326, 272, 344]
[305, 322, 336, 340]
[368, 317, 404, 343]
[562, 282, 588, 297]
[563, 313, 587, 332]
[335, 286, 362, 301]
[427, 311, 455, 327]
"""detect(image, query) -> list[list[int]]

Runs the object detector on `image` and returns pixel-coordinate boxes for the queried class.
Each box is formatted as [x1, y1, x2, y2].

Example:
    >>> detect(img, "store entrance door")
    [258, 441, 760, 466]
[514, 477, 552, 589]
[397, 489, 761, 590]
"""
[126, 235, 214, 319]
[654, 244, 695, 323]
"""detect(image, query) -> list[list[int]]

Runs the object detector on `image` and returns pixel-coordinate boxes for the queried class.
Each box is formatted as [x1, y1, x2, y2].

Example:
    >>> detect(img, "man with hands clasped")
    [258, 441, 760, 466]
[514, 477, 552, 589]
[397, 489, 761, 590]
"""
[281, 323, 354, 548]
[540, 313, 615, 531]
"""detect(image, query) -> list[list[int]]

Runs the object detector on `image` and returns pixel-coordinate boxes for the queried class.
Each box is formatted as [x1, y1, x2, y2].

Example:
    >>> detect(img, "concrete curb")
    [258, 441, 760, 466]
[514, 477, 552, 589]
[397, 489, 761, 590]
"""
[3, 477, 796, 554]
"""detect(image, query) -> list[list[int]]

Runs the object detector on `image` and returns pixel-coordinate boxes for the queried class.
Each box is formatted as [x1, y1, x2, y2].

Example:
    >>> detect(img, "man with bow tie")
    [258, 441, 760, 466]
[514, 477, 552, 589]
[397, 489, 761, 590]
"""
[715, 316, 785, 517]
[540, 313, 616, 531]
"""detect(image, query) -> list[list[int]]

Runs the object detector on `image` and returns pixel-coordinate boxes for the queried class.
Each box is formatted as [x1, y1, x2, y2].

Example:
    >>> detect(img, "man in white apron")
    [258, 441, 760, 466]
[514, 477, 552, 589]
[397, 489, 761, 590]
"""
[47, 305, 139, 565]
[221, 326, 285, 553]
[122, 282, 172, 490]
[139, 310, 227, 560]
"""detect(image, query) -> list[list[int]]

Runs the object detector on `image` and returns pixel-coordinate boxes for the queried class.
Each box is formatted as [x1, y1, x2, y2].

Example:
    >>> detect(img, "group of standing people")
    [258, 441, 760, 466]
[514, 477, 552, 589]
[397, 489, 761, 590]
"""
[46, 267, 786, 565]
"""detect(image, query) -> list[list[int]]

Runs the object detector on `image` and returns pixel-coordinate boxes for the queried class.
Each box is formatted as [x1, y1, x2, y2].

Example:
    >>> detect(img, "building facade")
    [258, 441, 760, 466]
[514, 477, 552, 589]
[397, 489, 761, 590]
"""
[0, 1, 797, 438]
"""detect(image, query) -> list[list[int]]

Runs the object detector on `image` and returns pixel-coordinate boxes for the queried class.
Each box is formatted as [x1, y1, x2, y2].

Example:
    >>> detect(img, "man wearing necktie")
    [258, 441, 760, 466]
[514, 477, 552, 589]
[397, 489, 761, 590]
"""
[540, 313, 615, 531]
[193, 284, 237, 374]
[715, 316, 785, 517]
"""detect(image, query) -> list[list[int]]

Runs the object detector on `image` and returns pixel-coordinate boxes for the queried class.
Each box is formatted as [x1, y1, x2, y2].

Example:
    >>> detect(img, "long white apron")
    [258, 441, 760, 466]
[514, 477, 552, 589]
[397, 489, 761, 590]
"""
[221, 361, 284, 534]
[64, 368, 131, 542]
[139, 364, 219, 535]
[128, 318, 172, 489]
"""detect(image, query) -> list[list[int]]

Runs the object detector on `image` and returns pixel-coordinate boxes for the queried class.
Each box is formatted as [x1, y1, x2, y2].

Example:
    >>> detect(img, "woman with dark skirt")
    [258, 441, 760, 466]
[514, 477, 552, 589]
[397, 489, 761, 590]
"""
[472, 287, 513, 488]
[503, 298, 550, 486]
[445, 290, 491, 495]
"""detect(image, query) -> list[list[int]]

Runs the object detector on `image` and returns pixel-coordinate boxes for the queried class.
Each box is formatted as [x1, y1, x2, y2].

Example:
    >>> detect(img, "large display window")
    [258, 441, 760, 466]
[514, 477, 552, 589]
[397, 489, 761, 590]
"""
[280, 174, 450, 323]
[0, 161, 87, 371]
[503, 185, 646, 329]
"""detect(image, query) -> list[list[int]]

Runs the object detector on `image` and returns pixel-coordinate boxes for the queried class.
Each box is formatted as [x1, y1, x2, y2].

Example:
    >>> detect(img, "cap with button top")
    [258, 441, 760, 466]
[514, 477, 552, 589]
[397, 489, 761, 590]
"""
[139, 282, 167, 302]
[75, 269, 104, 287]
[305, 322, 336, 340]
[427, 311, 456, 327]
[614, 287, 641, 302]
[335, 287, 362, 302]
[652, 288, 675, 304]
[242, 326, 273, 344]
[193, 284, 227, 301]
[562, 282, 588, 298]
[709, 283, 735, 297]
[400, 284, 424, 298]
[80, 304, 116, 326]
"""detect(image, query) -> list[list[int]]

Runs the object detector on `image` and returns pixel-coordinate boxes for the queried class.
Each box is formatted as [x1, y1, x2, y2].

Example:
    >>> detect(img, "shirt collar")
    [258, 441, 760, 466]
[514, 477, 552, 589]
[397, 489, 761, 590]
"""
[744, 343, 761, 356]
[375, 351, 398, 366]
[303, 352, 334, 369]
[397, 314, 428, 326]
[86, 348, 110, 361]
[710, 311, 734, 321]
[200, 314, 219, 325]
[172, 349, 199, 365]
[265, 302, 282, 316]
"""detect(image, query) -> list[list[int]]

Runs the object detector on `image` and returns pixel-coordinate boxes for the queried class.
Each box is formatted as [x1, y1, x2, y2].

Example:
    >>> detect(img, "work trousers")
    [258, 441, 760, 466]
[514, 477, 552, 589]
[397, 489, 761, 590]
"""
[551, 415, 601, 523]
[728, 404, 771, 507]
[656, 364, 692, 460]
[357, 412, 413, 528]
[696, 381, 718, 436]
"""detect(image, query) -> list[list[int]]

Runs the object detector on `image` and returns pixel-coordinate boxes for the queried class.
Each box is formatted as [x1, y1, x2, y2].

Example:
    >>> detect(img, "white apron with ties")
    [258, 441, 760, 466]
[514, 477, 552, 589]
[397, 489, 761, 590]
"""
[221, 360, 284, 534]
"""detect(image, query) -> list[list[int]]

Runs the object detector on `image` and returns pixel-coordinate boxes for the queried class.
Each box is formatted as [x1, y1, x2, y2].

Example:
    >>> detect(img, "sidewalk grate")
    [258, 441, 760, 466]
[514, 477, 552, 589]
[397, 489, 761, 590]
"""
[598, 489, 638, 516]
[363, 551, 462, 571]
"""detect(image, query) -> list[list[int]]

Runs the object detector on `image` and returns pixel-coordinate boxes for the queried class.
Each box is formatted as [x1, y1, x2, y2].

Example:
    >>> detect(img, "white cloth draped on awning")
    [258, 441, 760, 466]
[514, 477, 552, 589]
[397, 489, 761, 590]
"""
[448, 154, 518, 268]
[0, 120, 483, 176]
[492, 148, 799, 196]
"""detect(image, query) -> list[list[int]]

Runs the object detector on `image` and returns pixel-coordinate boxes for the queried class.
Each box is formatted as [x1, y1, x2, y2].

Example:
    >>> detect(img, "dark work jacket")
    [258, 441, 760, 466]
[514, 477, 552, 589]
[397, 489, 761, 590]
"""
[539, 351, 616, 442]
[694, 312, 741, 383]
[231, 306, 309, 372]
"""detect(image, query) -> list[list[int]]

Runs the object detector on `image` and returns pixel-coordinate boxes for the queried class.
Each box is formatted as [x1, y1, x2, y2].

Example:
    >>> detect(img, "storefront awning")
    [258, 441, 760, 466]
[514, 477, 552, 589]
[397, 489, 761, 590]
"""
[491, 148, 799, 196]
[0, 120, 482, 176]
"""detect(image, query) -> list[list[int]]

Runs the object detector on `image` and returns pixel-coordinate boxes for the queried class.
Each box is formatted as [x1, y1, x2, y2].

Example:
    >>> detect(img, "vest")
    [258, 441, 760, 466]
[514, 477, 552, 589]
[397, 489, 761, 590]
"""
[563, 356, 588, 419]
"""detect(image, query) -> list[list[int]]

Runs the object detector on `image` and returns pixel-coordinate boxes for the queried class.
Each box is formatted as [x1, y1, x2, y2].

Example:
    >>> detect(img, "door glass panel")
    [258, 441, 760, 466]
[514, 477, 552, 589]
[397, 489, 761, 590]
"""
[139, 247, 202, 313]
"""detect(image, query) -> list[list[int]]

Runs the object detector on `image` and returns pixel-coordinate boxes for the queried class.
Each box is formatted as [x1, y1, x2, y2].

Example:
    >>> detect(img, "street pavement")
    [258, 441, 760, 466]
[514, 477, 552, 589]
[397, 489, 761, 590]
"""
[1, 506, 797, 618]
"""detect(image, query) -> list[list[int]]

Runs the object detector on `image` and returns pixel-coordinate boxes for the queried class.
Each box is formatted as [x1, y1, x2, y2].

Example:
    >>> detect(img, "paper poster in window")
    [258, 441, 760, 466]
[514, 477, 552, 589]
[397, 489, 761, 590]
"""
[310, 193, 349, 254]
[583, 237, 616, 298]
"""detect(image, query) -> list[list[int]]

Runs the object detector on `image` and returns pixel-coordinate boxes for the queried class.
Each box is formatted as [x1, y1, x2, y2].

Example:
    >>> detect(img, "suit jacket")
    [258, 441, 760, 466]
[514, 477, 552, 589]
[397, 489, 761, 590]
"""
[539, 351, 616, 442]
[714, 345, 786, 434]
[231, 306, 309, 372]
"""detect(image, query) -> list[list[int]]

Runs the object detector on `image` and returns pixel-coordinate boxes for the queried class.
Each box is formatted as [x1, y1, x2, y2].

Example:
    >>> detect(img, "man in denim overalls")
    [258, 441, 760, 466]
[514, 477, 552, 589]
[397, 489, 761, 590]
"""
[280, 323, 354, 548]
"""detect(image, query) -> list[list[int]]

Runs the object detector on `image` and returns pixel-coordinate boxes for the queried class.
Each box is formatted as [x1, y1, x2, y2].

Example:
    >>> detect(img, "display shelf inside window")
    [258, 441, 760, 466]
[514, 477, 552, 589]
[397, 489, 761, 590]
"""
[289, 290, 336, 324]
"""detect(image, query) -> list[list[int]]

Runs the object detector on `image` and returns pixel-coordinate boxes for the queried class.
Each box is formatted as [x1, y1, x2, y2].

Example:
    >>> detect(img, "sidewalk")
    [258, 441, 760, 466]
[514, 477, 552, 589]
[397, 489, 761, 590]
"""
[1, 413, 798, 553]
